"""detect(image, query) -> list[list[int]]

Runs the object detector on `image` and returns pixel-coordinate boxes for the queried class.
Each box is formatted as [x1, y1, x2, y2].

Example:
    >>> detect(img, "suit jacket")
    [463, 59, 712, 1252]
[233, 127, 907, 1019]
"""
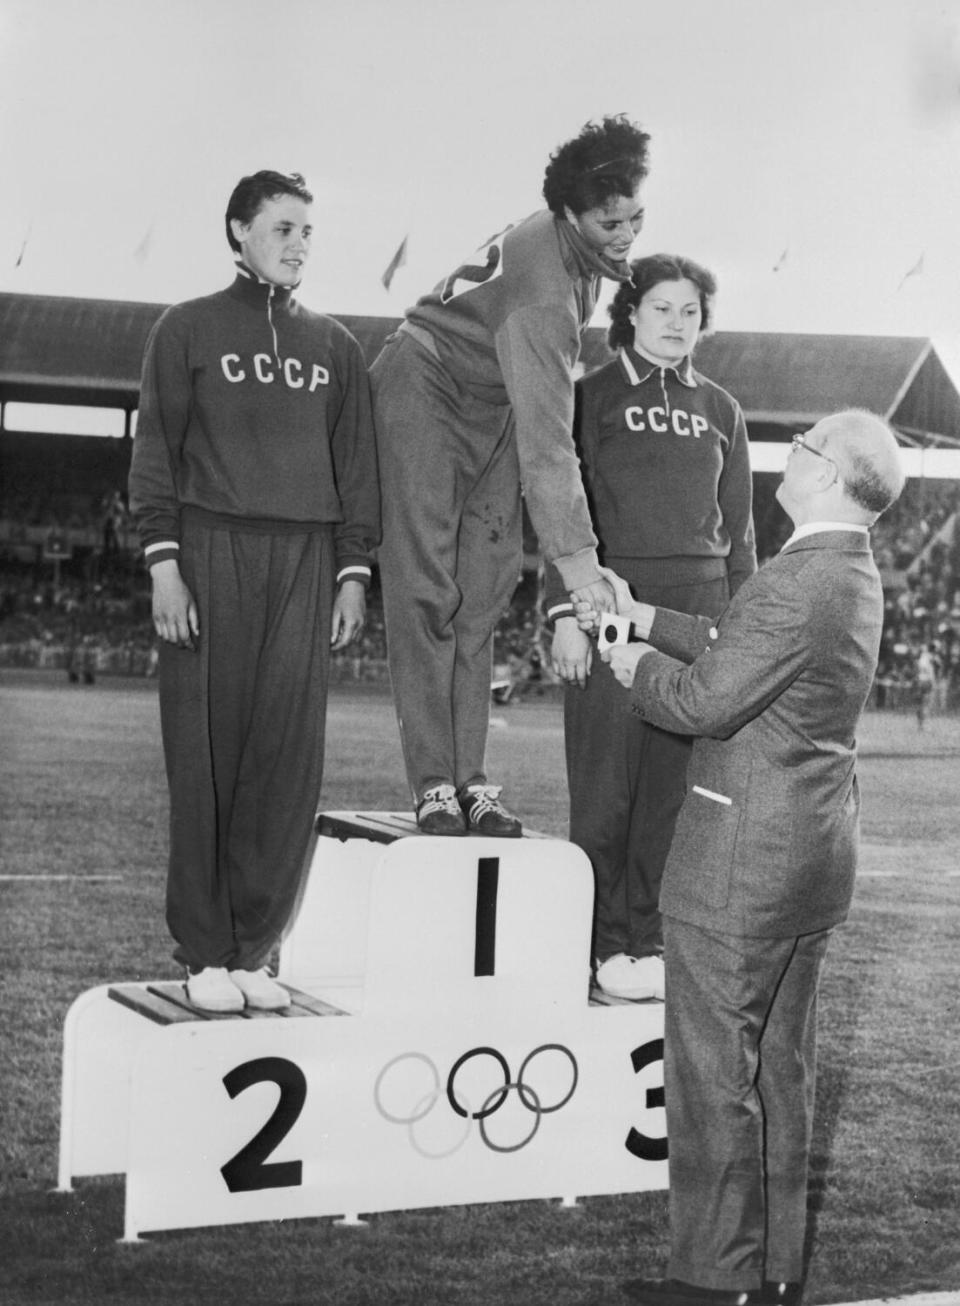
[631, 530, 883, 938]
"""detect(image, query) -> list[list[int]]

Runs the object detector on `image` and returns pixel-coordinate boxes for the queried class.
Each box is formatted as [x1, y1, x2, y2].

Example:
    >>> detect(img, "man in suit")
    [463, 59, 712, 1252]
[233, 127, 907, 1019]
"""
[575, 409, 904, 1306]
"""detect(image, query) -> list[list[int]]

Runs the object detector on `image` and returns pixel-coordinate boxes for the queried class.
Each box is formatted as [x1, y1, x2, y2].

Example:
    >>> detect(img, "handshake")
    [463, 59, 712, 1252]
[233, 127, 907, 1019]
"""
[567, 568, 657, 689]
[570, 567, 654, 639]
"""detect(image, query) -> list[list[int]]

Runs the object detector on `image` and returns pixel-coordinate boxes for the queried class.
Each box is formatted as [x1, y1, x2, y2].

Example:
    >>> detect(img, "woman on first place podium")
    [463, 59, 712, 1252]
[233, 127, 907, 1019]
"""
[371, 115, 651, 837]
[129, 171, 380, 1014]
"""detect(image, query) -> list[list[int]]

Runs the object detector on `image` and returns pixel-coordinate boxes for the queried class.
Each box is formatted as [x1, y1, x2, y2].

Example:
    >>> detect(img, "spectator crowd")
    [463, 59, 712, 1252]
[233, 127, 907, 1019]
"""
[2, 472, 959, 709]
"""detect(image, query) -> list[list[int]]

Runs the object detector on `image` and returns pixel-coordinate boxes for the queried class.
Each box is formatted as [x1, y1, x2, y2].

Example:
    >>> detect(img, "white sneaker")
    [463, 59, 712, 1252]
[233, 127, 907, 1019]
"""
[596, 953, 664, 1001]
[230, 968, 291, 1011]
[629, 954, 665, 1000]
[186, 966, 244, 1013]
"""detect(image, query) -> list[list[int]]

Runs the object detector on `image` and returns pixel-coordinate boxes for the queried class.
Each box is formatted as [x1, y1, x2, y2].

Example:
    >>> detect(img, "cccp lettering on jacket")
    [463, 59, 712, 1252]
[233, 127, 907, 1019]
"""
[623, 406, 709, 437]
[220, 353, 330, 390]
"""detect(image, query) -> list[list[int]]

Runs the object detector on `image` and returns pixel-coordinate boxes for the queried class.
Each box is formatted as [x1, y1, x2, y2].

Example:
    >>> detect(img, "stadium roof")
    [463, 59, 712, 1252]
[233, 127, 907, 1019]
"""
[1, 292, 958, 447]
[679, 332, 960, 448]
[0, 292, 165, 410]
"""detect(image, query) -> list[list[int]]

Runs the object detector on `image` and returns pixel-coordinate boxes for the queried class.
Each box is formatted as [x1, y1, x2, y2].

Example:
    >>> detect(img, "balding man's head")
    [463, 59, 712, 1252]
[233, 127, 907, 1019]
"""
[816, 409, 905, 519]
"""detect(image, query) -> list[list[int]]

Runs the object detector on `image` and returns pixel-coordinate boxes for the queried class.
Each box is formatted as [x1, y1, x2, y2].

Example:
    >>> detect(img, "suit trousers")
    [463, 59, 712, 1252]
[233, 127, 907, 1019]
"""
[565, 566, 729, 962]
[371, 330, 522, 799]
[663, 916, 831, 1290]
[159, 517, 334, 972]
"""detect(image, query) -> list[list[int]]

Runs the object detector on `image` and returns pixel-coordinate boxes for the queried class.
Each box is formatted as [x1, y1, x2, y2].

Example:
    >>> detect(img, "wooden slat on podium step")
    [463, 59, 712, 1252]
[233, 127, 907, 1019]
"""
[286, 989, 347, 1017]
[315, 811, 417, 843]
[314, 809, 551, 842]
[242, 988, 346, 1020]
[108, 983, 203, 1025]
[108, 980, 347, 1024]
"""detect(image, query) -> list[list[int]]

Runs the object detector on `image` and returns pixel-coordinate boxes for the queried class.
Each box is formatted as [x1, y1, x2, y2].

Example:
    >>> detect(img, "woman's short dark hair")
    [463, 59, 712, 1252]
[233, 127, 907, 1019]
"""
[607, 253, 718, 350]
[225, 171, 314, 252]
[542, 115, 651, 217]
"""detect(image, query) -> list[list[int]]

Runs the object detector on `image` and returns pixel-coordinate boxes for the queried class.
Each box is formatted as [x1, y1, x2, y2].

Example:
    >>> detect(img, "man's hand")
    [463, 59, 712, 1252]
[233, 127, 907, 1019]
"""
[550, 618, 593, 688]
[331, 580, 366, 651]
[150, 559, 199, 648]
[602, 640, 655, 688]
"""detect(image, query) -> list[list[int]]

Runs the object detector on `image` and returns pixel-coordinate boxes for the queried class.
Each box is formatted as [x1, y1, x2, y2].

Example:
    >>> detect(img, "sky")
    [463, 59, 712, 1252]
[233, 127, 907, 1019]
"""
[2, 0, 960, 372]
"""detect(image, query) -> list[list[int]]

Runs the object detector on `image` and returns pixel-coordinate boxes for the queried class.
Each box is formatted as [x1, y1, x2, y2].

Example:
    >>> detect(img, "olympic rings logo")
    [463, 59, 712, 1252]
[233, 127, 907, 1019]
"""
[374, 1044, 579, 1157]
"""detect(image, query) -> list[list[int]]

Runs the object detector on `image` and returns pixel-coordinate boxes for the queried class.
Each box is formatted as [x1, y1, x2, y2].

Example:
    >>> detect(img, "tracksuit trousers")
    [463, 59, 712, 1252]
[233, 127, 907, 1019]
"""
[564, 559, 730, 963]
[663, 916, 831, 1290]
[158, 512, 335, 972]
[371, 329, 522, 801]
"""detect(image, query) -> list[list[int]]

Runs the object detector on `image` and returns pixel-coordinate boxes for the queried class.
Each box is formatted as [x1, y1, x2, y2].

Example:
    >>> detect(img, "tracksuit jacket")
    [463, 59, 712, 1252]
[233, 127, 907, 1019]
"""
[130, 265, 379, 580]
[546, 345, 757, 617]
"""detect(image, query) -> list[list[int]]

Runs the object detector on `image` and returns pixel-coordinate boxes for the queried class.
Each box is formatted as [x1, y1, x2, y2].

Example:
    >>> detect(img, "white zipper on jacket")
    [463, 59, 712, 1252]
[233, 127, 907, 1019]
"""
[658, 367, 671, 419]
[266, 285, 282, 369]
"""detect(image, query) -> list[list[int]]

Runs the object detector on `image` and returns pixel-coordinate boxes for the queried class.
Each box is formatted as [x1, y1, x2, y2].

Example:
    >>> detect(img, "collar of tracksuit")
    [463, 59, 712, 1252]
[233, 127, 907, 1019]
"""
[229, 262, 296, 367]
[230, 261, 296, 310]
[617, 345, 696, 420]
[617, 345, 697, 389]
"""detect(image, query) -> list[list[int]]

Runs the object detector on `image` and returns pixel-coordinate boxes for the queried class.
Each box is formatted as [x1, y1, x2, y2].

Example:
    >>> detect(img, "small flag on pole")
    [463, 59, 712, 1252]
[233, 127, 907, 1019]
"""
[14, 220, 32, 268]
[381, 235, 408, 290]
[133, 224, 155, 264]
[896, 252, 924, 291]
[772, 247, 789, 273]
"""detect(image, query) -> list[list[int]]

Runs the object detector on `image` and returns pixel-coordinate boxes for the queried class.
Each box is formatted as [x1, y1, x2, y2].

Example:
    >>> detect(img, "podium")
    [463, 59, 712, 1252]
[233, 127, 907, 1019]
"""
[58, 813, 667, 1240]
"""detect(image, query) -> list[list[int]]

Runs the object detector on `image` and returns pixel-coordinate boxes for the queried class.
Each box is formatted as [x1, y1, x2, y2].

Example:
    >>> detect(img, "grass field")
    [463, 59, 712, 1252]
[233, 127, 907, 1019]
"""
[1, 669, 959, 1306]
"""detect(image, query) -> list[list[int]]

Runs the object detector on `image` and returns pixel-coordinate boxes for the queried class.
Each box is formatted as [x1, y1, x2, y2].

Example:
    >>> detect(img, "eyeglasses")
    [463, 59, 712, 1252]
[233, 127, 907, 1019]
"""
[791, 432, 839, 472]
